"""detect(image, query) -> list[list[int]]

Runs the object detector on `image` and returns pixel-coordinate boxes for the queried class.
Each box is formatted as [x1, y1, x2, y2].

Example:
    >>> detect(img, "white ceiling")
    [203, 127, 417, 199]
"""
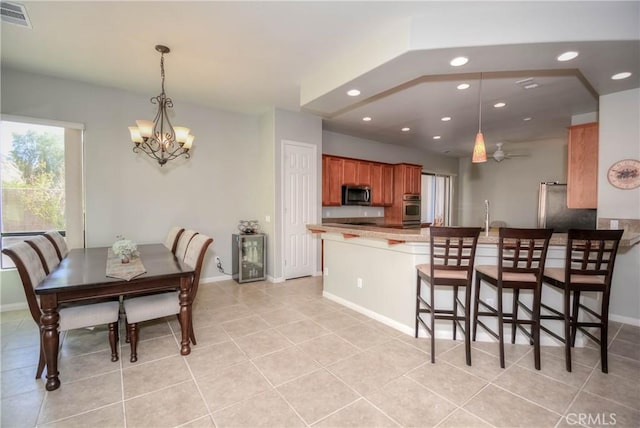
[2, 1, 639, 158]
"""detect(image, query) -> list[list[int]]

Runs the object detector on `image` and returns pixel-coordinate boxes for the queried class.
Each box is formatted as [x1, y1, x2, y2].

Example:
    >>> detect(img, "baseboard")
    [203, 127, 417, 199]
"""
[1, 302, 28, 312]
[323, 291, 414, 335]
[610, 313, 640, 327]
[200, 274, 232, 283]
[322, 291, 588, 346]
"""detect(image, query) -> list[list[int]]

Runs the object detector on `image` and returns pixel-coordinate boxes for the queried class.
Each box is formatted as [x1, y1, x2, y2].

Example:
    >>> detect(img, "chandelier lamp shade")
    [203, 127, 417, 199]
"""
[128, 45, 194, 167]
[472, 73, 488, 163]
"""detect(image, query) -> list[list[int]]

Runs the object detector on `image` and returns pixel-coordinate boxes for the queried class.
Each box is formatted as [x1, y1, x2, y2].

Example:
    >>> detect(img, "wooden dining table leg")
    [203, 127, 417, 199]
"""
[40, 295, 61, 391]
[179, 276, 192, 356]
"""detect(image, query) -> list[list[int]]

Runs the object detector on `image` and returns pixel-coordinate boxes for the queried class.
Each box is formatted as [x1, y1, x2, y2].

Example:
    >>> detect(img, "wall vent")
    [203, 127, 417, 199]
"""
[1, 1, 31, 28]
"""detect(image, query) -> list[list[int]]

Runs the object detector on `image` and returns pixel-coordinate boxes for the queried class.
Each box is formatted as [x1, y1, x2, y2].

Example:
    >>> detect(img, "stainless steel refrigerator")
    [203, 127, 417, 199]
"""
[537, 182, 596, 232]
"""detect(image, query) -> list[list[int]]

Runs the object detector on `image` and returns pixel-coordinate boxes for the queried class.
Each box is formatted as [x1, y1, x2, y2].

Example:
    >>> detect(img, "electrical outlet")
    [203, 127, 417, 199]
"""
[323, 267, 329, 276]
[610, 219, 619, 229]
[265, 215, 271, 223]
[357, 278, 363, 288]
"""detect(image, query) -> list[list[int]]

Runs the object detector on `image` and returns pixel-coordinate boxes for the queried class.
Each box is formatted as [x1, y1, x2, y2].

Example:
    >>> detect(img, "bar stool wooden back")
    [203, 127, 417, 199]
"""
[541, 228, 624, 373]
[472, 227, 553, 370]
[415, 227, 481, 365]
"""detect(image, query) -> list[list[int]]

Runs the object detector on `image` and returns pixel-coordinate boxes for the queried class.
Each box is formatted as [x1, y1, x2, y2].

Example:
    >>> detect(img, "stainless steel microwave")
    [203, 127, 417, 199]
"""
[342, 185, 371, 206]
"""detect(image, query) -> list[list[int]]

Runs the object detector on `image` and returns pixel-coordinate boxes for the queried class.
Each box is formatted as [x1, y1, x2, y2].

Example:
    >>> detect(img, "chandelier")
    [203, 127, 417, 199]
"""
[128, 45, 194, 166]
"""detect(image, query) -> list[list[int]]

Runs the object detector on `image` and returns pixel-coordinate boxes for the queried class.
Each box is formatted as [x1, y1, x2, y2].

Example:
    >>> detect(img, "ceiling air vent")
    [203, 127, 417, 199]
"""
[515, 77, 540, 90]
[1, 1, 32, 28]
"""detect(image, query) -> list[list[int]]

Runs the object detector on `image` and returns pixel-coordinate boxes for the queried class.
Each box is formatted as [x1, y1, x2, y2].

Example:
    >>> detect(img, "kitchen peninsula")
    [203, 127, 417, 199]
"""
[307, 223, 639, 344]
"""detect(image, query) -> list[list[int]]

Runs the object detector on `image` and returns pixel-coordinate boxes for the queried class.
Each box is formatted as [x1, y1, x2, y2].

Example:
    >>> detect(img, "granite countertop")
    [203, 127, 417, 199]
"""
[307, 224, 640, 247]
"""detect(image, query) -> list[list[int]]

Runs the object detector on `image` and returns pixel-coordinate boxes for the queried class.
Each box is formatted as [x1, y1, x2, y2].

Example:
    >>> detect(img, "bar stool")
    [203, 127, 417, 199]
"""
[541, 229, 624, 373]
[415, 227, 481, 365]
[472, 228, 553, 370]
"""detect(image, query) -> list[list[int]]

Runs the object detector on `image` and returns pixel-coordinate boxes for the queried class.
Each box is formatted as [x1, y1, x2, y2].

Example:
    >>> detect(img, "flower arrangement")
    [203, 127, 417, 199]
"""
[112, 236, 138, 259]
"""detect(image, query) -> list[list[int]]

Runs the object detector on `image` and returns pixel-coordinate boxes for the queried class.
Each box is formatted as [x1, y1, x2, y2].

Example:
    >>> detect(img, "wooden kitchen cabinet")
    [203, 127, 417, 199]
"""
[357, 161, 372, 186]
[567, 122, 598, 208]
[322, 155, 400, 207]
[396, 163, 422, 195]
[342, 158, 358, 185]
[322, 155, 343, 206]
[370, 162, 394, 206]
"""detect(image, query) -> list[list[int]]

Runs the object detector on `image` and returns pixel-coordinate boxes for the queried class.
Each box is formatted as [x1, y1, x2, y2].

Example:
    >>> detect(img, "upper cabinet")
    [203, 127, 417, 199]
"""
[395, 163, 422, 195]
[322, 155, 343, 206]
[322, 155, 395, 206]
[567, 122, 598, 209]
[370, 163, 394, 206]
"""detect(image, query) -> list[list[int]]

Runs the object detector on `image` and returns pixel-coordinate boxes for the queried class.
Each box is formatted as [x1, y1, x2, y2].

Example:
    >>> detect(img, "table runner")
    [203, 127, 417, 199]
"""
[106, 248, 146, 281]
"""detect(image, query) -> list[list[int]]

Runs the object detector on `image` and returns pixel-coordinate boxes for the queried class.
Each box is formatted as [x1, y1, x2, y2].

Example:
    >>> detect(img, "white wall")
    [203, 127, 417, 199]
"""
[458, 138, 567, 227]
[1, 67, 268, 306]
[598, 89, 640, 219]
[272, 109, 323, 280]
[323, 130, 459, 174]
[598, 88, 640, 322]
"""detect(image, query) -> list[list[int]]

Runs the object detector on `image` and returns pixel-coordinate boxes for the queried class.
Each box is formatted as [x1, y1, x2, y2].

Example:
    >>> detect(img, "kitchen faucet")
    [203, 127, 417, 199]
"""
[484, 200, 490, 237]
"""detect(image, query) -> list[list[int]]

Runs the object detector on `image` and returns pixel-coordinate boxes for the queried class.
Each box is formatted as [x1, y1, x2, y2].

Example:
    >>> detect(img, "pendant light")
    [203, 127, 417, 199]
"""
[472, 73, 488, 163]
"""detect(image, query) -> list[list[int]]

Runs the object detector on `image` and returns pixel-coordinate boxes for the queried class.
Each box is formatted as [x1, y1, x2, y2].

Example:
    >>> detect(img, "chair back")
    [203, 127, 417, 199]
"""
[26, 235, 61, 275]
[564, 229, 624, 290]
[175, 229, 198, 261]
[164, 227, 185, 254]
[429, 227, 481, 284]
[498, 228, 553, 284]
[2, 242, 46, 325]
[183, 234, 214, 300]
[44, 231, 69, 259]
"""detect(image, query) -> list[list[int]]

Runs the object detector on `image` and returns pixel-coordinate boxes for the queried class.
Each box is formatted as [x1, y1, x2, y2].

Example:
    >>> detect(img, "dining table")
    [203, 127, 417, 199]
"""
[35, 243, 195, 391]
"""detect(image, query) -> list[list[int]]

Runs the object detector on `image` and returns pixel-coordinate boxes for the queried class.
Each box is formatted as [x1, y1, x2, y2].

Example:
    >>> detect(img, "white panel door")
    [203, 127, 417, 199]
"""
[283, 141, 317, 279]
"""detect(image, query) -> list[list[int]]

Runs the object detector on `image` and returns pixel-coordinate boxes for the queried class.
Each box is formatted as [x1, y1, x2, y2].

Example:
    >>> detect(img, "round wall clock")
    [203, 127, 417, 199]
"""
[607, 159, 640, 189]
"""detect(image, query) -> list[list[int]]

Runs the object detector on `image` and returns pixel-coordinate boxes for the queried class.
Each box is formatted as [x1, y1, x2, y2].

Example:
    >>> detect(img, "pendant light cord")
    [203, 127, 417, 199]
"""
[478, 72, 483, 132]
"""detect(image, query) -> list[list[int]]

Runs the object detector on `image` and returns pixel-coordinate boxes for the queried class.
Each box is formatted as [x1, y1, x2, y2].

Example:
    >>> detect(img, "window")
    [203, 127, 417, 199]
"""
[421, 173, 452, 226]
[1, 117, 84, 268]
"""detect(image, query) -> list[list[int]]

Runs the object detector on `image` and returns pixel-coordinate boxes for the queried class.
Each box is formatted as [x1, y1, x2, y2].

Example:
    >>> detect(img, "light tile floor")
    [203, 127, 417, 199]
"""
[1, 276, 639, 428]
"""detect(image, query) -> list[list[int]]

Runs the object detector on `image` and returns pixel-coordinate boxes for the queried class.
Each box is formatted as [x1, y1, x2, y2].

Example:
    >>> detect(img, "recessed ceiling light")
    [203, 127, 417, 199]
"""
[401, 127, 410, 132]
[611, 72, 632, 80]
[494, 102, 507, 108]
[457, 83, 470, 90]
[523, 117, 533, 121]
[433, 136, 442, 140]
[524, 83, 540, 89]
[362, 116, 372, 122]
[441, 116, 452, 122]
[347, 89, 361, 96]
[557, 51, 579, 62]
[450, 56, 469, 67]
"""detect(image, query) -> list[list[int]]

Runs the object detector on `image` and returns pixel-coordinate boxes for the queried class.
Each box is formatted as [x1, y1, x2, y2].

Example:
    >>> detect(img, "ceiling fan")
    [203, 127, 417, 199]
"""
[491, 143, 529, 162]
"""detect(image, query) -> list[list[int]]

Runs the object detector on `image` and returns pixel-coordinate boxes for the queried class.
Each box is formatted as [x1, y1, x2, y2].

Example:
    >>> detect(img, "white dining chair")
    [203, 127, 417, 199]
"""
[26, 235, 61, 274]
[164, 226, 185, 254]
[44, 230, 69, 259]
[123, 233, 213, 362]
[174, 229, 198, 261]
[2, 242, 121, 378]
